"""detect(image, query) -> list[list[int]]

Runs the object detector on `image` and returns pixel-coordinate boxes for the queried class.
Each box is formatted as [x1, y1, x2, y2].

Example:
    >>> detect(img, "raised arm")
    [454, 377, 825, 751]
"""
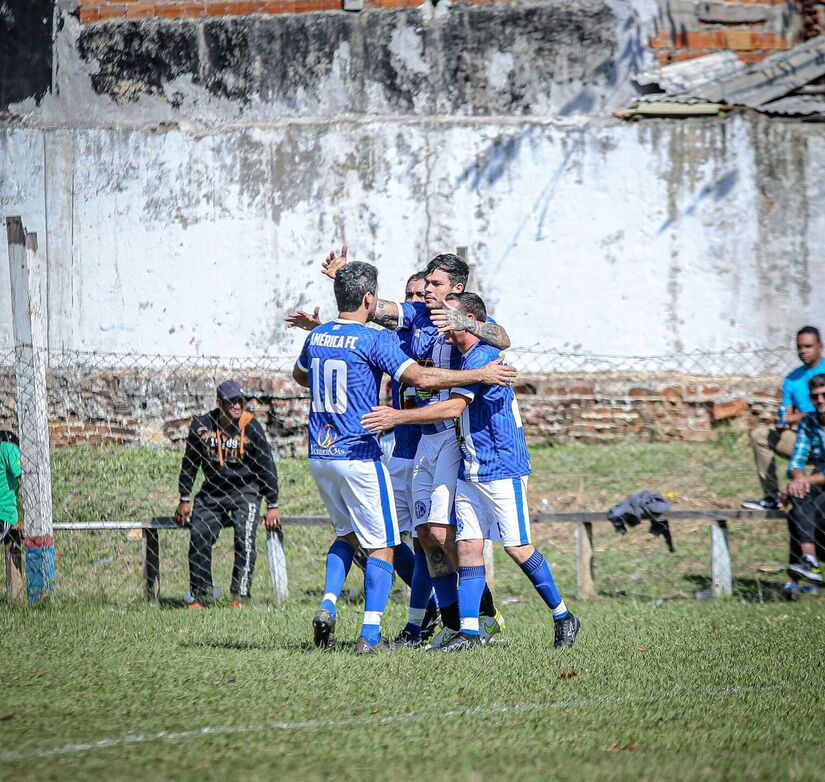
[429, 307, 511, 349]
[401, 355, 516, 391]
[362, 395, 469, 433]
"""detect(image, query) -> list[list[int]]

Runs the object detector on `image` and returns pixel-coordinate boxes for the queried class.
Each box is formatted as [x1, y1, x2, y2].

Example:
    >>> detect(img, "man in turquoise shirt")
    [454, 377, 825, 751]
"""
[743, 327, 825, 511]
[0, 431, 21, 541]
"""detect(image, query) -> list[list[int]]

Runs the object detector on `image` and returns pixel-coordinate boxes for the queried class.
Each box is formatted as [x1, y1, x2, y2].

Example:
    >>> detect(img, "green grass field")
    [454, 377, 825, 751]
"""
[3, 438, 824, 780]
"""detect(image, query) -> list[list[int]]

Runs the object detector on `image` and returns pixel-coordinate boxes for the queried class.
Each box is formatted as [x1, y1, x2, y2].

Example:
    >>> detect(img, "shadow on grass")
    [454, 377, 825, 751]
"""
[682, 574, 788, 602]
[179, 638, 359, 653]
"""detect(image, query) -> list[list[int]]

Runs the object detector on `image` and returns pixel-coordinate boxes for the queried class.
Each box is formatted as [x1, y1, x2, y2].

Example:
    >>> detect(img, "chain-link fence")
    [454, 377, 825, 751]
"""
[0, 343, 820, 607]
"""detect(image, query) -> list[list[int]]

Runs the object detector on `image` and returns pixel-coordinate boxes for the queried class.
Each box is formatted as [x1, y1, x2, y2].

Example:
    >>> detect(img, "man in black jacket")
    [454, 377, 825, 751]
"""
[175, 380, 281, 608]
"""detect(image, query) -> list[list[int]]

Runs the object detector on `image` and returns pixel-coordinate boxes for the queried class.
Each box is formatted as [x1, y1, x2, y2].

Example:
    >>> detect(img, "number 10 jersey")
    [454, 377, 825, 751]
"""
[297, 319, 415, 461]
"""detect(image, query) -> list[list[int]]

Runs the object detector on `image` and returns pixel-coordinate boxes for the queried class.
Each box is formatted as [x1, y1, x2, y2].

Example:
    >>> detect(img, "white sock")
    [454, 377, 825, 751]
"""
[407, 607, 426, 627]
[553, 600, 569, 619]
[322, 592, 339, 605]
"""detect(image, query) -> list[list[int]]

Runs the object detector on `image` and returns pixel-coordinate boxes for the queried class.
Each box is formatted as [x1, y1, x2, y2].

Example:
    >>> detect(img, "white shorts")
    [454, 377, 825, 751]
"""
[387, 455, 416, 536]
[455, 476, 531, 547]
[378, 431, 395, 465]
[310, 459, 401, 549]
[412, 429, 461, 528]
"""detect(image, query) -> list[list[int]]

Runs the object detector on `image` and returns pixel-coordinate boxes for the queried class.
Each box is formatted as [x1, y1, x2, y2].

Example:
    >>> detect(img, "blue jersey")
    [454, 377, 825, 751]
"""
[390, 329, 422, 460]
[297, 320, 415, 461]
[452, 342, 531, 482]
[397, 301, 495, 436]
[782, 358, 825, 413]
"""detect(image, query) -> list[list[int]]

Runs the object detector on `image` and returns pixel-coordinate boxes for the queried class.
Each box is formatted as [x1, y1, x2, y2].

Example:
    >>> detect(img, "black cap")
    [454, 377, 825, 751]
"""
[216, 380, 244, 401]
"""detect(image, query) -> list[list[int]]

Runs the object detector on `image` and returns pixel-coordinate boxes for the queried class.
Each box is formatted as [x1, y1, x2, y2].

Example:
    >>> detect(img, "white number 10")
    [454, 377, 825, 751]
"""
[311, 358, 348, 414]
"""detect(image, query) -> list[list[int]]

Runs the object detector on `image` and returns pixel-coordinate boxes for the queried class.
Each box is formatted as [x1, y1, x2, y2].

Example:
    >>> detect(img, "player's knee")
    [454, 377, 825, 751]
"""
[504, 543, 535, 565]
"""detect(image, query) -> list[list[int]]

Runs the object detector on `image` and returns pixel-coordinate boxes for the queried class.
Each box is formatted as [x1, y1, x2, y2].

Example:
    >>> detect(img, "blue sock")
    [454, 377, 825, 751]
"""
[394, 541, 415, 588]
[432, 572, 458, 610]
[361, 557, 394, 645]
[403, 547, 435, 636]
[320, 539, 355, 620]
[458, 565, 486, 636]
[520, 549, 569, 620]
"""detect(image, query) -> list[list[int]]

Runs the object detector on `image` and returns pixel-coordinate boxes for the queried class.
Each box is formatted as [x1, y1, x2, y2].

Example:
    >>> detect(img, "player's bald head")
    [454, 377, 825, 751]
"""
[335, 261, 378, 313]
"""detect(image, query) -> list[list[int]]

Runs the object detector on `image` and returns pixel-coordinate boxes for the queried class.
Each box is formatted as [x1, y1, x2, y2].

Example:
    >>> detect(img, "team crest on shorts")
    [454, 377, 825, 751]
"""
[415, 500, 428, 519]
[456, 518, 464, 535]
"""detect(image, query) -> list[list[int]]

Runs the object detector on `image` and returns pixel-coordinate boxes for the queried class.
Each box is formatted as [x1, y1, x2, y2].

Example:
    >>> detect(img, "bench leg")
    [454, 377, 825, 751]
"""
[576, 522, 596, 600]
[4, 527, 25, 604]
[143, 528, 160, 602]
[710, 519, 732, 598]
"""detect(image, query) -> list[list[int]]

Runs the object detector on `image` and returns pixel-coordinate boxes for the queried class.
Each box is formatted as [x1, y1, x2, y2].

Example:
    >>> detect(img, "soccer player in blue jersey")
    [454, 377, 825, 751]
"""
[321, 248, 508, 646]
[292, 262, 517, 653]
[362, 292, 580, 651]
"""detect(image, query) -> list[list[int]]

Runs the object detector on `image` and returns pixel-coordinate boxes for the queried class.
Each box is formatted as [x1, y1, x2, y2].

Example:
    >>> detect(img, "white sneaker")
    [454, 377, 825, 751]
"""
[425, 626, 458, 651]
[480, 609, 506, 645]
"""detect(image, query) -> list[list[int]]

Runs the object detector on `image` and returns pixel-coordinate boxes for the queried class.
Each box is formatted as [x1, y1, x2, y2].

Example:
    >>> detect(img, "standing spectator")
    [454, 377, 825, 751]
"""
[0, 430, 21, 544]
[742, 327, 825, 511]
[175, 381, 281, 608]
[782, 374, 825, 599]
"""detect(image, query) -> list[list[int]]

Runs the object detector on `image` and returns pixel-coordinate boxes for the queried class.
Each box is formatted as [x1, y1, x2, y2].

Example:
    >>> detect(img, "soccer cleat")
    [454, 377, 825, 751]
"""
[782, 580, 801, 602]
[554, 613, 581, 648]
[425, 626, 458, 651]
[439, 632, 481, 653]
[393, 628, 424, 649]
[355, 636, 392, 654]
[480, 609, 506, 645]
[188, 601, 206, 611]
[741, 496, 782, 511]
[312, 608, 336, 650]
[230, 600, 246, 609]
[788, 557, 823, 584]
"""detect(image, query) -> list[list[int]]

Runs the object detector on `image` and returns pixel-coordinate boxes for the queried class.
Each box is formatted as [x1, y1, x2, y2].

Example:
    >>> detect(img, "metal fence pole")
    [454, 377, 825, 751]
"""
[6, 217, 55, 604]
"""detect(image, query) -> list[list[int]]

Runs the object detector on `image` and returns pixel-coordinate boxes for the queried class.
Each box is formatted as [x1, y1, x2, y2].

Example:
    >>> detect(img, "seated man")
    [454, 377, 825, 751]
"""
[175, 380, 281, 608]
[362, 292, 580, 651]
[782, 373, 825, 599]
[743, 326, 825, 511]
[0, 430, 21, 545]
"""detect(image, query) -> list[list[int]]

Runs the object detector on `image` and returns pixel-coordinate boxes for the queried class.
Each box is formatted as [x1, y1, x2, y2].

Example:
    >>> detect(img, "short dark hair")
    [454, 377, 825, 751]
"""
[0, 430, 19, 446]
[809, 374, 825, 391]
[406, 270, 427, 287]
[334, 261, 378, 312]
[798, 326, 821, 343]
[445, 292, 487, 322]
[426, 254, 469, 288]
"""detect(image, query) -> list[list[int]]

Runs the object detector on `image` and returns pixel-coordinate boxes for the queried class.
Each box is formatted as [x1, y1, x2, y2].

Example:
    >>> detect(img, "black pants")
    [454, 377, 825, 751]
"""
[189, 492, 260, 601]
[787, 484, 825, 566]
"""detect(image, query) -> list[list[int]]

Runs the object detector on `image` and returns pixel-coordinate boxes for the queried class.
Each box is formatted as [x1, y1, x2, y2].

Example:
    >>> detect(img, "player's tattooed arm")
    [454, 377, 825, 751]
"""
[429, 308, 511, 349]
[402, 356, 516, 391]
[361, 396, 468, 433]
[370, 299, 401, 330]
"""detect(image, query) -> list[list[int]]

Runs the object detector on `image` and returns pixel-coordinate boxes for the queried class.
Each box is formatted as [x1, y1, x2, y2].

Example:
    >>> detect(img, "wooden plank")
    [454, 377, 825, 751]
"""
[483, 538, 495, 591]
[4, 527, 25, 604]
[266, 528, 289, 602]
[7, 219, 55, 604]
[143, 528, 160, 602]
[710, 519, 733, 598]
[576, 522, 596, 600]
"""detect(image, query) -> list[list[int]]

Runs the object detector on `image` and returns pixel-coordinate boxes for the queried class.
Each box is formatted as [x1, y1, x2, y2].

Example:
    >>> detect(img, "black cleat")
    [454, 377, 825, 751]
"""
[420, 606, 440, 642]
[393, 628, 424, 648]
[554, 613, 581, 649]
[312, 608, 336, 650]
[355, 636, 392, 654]
[439, 631, 482, 653]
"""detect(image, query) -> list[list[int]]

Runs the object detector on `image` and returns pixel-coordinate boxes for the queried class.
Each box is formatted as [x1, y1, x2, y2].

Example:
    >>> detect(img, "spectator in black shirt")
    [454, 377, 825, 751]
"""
[176, 380, 281, 608]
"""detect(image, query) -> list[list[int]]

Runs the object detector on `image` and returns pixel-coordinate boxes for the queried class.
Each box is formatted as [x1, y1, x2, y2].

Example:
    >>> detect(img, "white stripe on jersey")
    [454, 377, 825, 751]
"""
[459, 405, 480, 481]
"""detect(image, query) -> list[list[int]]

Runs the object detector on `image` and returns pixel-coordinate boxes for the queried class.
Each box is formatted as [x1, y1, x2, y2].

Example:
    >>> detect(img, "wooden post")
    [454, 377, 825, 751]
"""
[7, 217, 55, 604]
[483, 539, 495, 591]
[576, 522, 596, 600]
[143, 528, 160, 601]
[4, 527, 25, 604]
[266, 528, 289, 602]
[710, 518, 732, 598]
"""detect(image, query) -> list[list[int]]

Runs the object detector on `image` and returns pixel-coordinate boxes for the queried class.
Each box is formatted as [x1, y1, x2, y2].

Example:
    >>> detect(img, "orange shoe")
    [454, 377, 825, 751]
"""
[188, 601, 206, 611]
[230, 600, 246, 609]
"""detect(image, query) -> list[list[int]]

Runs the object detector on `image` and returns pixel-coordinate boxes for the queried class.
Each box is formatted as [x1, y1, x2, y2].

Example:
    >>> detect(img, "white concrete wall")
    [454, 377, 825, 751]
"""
[1, 114, 823, 365]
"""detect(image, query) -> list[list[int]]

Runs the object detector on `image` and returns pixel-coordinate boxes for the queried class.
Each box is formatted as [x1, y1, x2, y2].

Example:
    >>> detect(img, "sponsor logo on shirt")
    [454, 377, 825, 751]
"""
[311, 424, 346, 457]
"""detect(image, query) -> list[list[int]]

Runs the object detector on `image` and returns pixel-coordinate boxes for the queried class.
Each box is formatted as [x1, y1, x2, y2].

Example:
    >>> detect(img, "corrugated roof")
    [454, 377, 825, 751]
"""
[622, 35, 825, 119]
[634, 52, 743, 94]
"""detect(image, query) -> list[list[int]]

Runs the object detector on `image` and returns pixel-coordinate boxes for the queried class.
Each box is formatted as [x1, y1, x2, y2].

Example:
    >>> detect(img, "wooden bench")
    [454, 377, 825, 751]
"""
[5, 509, 784, 603]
